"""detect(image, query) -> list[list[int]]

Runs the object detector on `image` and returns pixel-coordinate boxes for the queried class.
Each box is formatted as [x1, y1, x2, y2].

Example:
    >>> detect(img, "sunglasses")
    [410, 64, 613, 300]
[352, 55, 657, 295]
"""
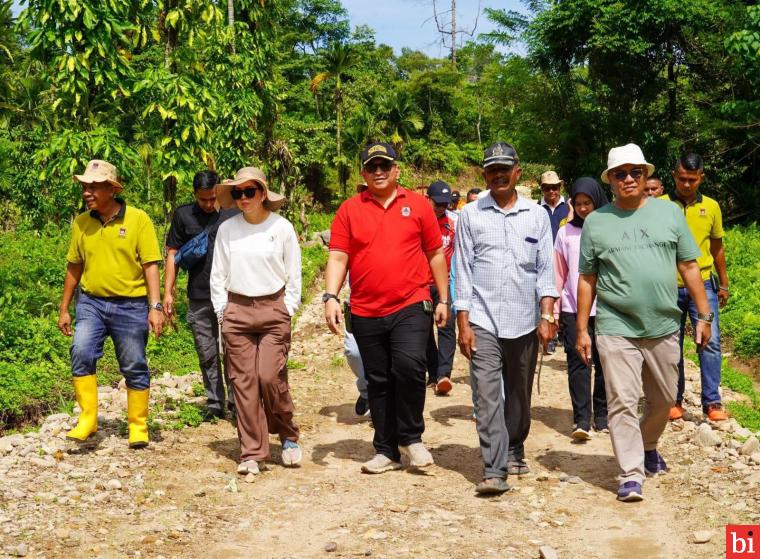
[541, 184, 560, 191]
[363, 160, 394, 173]
[610, 168, 645, 182]
[230, 186, 263, 200]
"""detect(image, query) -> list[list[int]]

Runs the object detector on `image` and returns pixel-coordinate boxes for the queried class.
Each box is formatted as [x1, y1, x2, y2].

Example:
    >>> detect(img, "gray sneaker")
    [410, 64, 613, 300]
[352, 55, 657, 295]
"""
[399, 442, 434, 469]
[237, 460, 260, 475]
[361, 454, 403, 474]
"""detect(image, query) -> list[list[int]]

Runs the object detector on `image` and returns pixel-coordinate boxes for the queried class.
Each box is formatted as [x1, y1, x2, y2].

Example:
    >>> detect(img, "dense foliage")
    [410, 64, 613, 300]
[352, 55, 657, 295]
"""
[0, 0, 757, 230]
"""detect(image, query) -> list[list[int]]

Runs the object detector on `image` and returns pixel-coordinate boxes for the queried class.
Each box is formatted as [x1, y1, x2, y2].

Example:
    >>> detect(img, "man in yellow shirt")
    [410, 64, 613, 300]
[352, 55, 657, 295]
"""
[661, 153, 730, 422]
[57, 160, 164, 448]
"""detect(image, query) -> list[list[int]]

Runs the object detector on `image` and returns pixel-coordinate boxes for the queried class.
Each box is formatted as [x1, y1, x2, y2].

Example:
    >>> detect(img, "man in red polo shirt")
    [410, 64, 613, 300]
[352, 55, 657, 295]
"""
[324, 142, 450, 474]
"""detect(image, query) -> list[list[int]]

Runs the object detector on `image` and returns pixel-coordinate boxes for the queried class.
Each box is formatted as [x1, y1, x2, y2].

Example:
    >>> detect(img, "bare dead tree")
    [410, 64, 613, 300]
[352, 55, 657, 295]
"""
[430, 0, 481, 67]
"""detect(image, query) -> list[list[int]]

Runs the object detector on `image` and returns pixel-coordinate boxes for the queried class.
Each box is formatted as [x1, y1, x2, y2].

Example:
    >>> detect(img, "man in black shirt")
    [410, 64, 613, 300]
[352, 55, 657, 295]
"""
[164, 170, 239, 420]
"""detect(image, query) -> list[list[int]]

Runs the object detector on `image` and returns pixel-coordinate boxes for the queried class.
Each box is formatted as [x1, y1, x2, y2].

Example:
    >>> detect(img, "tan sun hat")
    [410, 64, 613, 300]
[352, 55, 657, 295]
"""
[73, 160, 123, 192]
[540, 170, 563, 186]
[601, 143, 655, 184]
[216, 167, 286, 211]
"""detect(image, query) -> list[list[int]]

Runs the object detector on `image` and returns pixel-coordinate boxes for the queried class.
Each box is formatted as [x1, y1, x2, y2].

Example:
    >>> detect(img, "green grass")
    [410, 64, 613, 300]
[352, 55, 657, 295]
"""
[722, 224, 760, 357]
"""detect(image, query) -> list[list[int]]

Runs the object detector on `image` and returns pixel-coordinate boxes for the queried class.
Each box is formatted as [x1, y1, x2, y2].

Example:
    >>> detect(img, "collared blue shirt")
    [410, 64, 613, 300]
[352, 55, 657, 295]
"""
[454, 192, 558, 339]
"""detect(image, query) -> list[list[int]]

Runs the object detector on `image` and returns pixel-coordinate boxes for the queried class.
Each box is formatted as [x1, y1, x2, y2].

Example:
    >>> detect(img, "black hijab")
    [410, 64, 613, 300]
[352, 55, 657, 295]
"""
[569, 176, 609, 227]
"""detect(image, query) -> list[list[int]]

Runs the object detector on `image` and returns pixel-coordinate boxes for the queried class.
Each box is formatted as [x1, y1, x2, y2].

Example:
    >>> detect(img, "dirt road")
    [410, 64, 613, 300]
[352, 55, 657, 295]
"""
[1, 289, 757, 558]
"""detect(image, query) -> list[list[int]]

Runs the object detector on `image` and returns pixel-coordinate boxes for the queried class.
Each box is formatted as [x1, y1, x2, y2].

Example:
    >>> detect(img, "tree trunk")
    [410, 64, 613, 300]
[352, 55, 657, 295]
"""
[336, 77, 345, 196]
[451, 0, 457, 67]
[228, 0, 235, 54]
[162, 0, 178, 222]
[667, 45, 677, 123]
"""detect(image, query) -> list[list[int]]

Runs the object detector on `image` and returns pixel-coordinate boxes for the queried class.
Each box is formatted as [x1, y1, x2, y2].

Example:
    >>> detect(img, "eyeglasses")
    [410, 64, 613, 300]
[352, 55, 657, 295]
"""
[230, 186, 262, 200]
[363, 160, 394, 173]
[541, 184, 560, 191]
[610, 168, 645, 182]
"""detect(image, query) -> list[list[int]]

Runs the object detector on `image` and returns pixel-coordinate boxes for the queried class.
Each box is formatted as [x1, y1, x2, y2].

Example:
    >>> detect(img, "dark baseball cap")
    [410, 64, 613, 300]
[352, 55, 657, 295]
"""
[361, 142, 397, 166]
[426, 180, 453, 204]
[483, 142, 518, 168]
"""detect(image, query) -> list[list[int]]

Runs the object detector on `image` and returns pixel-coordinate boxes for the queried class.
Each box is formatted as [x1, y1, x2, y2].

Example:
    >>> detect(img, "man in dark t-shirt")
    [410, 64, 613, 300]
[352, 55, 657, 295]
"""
[164, 170, 239, 420]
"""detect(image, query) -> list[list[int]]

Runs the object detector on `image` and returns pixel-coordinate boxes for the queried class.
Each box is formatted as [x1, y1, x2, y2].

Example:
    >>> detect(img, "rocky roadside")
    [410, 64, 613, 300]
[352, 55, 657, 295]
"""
[0, 300, 759, 558]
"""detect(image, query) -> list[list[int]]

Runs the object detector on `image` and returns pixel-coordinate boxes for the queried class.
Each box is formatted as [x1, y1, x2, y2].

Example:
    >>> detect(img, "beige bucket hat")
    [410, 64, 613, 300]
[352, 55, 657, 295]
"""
[73, 160, 123, 192]
[216, 167, 286, 211]
[601, 143, 655, 184]
[540, 170, 563, 186]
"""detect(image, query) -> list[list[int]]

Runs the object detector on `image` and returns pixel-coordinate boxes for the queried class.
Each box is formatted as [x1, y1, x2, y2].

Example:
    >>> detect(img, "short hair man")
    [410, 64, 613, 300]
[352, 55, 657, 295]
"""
[164, 170, 239, 421]
[466, 188, 482, 203]
[539, 170, 569, 241]
[644, 175, 664, 197]
[324, 142, 450, 474]
[425, 180, 458, 395]
[576, 144, 712, 502]
[455, 142, 558, 494]
[58, 160, 164, 449]
[662, 153, 730, 422]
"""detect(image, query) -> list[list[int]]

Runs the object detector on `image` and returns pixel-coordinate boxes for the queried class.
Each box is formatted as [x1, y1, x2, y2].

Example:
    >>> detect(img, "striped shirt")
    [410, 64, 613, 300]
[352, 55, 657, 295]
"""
[454, 192, 558, 338]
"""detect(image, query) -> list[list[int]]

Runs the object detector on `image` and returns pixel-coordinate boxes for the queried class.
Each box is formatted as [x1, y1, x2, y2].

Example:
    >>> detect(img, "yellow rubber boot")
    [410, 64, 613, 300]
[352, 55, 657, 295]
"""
[126, 387, 150, 449]
[66, 375, 98, 441]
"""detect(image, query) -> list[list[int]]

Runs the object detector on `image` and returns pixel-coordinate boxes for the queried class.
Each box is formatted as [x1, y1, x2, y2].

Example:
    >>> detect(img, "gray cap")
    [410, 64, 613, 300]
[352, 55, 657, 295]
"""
[483, 142, 518, 168]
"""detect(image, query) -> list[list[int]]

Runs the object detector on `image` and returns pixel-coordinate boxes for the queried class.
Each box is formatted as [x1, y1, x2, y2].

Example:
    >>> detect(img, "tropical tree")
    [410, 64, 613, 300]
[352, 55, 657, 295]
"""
[310, 41, 362, 194]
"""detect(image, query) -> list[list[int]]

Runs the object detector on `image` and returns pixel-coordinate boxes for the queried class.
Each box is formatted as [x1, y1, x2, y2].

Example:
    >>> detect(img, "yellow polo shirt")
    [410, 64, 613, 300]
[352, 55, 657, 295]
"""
[66, 201, 162, 297]
[660, 192, 724, 286]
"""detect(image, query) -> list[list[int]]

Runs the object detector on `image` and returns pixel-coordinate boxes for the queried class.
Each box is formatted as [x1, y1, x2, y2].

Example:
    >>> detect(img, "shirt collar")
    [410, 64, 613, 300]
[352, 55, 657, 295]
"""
[360, 186, 407, 204]
[668, 190, 703, 205]
[478, 192, 532, 215]
[540, 195, 566, 209]
[89, 198, 126, 224]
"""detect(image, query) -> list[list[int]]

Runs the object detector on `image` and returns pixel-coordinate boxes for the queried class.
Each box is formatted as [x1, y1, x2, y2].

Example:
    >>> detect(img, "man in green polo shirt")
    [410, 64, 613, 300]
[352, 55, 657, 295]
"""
[58, 159, 164, 449]
[576, 144, 712, 502]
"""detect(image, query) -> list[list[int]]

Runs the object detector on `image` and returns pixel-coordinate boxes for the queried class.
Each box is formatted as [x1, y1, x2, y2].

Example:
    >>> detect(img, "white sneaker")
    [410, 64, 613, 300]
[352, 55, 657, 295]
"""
[571, 426, 591, 441]
[237, 460, 260, 475]
[361, 454, 403, 474]
[399, 442, 434, 468]
[281, 440, 302, 467]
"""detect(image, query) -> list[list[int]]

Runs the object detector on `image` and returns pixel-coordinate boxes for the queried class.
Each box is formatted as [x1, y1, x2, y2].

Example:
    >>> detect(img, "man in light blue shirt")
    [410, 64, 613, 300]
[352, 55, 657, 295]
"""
[454, 142, 558, 494]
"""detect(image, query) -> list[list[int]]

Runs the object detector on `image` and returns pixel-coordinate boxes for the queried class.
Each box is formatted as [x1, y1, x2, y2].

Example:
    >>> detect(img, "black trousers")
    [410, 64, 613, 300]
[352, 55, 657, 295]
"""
[560, 312, 607, 430]
[352, 302, 430, 461]
[425, 285, 456, 382]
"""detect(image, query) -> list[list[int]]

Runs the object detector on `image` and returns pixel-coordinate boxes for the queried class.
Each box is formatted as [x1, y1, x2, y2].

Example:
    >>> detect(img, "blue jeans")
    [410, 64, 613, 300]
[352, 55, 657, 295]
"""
[70, 293, 151, 390]
[676, 280, 721, 410]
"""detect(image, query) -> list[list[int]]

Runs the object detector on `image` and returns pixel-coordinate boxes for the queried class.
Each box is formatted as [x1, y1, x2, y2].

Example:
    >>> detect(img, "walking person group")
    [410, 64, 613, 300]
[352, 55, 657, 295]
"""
[59, 137, 732, 503]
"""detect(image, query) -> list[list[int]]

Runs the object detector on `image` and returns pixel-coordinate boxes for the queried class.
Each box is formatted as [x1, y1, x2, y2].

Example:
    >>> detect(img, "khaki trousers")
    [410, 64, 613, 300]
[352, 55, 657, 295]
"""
[596, 332, 679, 484]
[222, 290, 299, 462]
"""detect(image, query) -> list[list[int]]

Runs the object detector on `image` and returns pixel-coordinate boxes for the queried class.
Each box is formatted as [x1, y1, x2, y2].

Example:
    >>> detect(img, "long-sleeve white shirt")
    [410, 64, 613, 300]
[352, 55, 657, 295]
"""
[210, 213, 302, 316]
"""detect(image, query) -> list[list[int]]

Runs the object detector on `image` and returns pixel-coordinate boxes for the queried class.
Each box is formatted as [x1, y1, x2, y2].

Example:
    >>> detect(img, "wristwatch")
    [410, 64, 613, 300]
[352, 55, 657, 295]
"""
[150, 301, 163, 312]
[322, 293, 340, 304]
[697, 312, 714, 323]
[540, 314, 556, 325]
[437, 300, 449, 306]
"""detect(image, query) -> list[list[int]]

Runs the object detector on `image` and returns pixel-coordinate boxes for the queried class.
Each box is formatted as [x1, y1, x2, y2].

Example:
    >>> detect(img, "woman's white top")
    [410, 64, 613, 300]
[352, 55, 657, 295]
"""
[210, 212, 302, 316]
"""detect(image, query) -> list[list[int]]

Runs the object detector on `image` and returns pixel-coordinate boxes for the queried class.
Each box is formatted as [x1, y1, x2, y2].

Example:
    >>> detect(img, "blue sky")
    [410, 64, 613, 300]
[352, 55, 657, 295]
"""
[342, 0, 523, 56]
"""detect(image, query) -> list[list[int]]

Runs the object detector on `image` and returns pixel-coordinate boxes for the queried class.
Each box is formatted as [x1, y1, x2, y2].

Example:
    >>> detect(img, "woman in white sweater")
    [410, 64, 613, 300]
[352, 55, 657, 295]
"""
[211, 166, 302, 475]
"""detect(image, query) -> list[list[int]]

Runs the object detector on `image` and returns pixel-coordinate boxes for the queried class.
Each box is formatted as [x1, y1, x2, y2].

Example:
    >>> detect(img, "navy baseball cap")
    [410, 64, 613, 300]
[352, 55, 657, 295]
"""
[426, 180, 453, 204]
[483, 142, 518, 168]
[361, 142, 397, 166]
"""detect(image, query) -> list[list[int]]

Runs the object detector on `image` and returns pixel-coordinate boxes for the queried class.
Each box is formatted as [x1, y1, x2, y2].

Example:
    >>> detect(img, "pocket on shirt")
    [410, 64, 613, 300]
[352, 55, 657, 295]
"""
[520, 237, 539, 272]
